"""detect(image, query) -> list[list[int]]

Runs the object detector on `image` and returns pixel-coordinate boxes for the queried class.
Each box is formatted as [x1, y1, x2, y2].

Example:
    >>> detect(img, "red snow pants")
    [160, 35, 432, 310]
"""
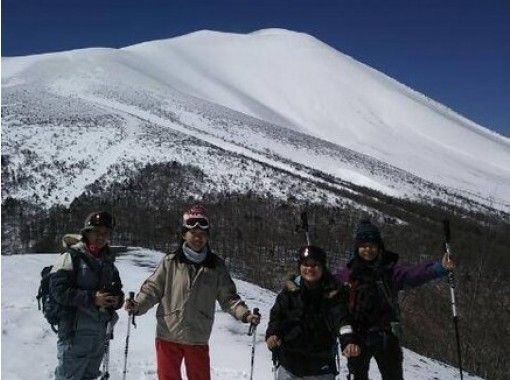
[155, 338, 211, 380]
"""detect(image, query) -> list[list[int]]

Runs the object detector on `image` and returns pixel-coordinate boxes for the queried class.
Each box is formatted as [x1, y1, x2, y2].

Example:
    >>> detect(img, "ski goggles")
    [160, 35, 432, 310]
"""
[183, 218, 209, 230]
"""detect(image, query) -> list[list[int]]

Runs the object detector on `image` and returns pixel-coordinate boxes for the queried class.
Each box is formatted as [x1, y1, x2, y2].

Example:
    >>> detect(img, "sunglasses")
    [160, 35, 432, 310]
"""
[183, 218, 209, 230]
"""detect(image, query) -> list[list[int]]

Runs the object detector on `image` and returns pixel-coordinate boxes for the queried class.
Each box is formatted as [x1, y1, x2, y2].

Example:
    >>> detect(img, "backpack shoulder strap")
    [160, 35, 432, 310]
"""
[67, 248, 100, 276]
[376, 272, 401, 321]
[69, 250, 81, 276]
[348, 280, 358, 313]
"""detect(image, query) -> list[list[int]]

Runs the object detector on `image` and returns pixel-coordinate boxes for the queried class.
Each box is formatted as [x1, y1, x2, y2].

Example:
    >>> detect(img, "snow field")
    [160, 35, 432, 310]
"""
[2, 248, 482, 379]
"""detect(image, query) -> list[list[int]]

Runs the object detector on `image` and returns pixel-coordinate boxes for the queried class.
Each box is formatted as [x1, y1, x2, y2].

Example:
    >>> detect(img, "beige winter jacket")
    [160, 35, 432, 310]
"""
[135, 248, 250, 345]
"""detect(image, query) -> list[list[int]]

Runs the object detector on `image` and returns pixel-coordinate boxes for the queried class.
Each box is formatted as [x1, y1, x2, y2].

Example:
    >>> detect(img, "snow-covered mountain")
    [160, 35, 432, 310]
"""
[2, 29, 509, 212]
[1, 248, 482, 379]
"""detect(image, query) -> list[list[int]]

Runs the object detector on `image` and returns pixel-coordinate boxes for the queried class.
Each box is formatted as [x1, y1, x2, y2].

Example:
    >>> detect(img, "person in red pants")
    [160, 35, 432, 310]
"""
[125, 204, 260, 380]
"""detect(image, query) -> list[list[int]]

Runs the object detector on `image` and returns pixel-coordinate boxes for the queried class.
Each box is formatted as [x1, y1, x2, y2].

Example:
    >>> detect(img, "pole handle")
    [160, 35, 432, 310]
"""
[301, 212, 309, 231]
[128, 291, 137, 327]
[247, 308, 260, 336]
[443, 219, 453, 261]
[301, 211, 311, 245]
[443, 219, 451, 243]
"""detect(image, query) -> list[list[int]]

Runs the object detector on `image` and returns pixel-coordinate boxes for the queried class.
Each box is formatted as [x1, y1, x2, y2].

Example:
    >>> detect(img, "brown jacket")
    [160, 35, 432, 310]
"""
[135, 247, 250, 344]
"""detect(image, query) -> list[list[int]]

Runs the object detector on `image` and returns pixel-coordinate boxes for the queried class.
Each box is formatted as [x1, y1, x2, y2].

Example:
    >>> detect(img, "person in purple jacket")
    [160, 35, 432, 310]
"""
[336, 219, 454, 380]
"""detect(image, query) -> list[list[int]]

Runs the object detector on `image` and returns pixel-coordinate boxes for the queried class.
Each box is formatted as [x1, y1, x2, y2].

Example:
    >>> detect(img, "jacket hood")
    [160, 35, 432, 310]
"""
[283, 272, 341, 299]
[62, 234, 82, 248]
[62, 233, 115, 262]
[283, 274, 301, 292]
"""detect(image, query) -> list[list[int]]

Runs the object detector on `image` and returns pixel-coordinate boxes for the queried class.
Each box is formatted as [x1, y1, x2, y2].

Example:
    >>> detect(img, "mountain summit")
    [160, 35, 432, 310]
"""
[2, 29, 509, 210]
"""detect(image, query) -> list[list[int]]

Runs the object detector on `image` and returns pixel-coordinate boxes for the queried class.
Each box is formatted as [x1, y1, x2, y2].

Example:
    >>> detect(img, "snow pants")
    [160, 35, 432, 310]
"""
[55, 332, 106, 380]
[277, 365, 336, 380]
[156, 338, 210, 380]
[347, 331, 403, 380]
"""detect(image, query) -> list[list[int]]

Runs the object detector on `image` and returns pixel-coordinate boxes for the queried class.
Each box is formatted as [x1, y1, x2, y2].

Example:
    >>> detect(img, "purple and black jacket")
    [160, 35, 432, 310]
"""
[335, 250, 448, 335]
[337, 255, 447, 290]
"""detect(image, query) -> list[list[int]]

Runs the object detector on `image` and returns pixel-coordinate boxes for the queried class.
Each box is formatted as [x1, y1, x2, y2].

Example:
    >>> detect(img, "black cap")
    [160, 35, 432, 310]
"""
[81, 211, 115, 234]
[354, 219, 382, 251]
[298, 245, 327, 266]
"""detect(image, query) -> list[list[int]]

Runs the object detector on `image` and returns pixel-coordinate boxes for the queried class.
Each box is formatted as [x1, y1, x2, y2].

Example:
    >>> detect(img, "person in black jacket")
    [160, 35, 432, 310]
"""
[266, 246, 360, 379]
[50, 211, 124, 380]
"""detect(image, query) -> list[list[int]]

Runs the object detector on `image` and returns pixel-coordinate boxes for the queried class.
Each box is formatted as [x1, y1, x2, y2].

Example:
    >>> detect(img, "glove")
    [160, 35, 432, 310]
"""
[124, 298, 139, 315]
[246, 312, 261, 325]
[266, 335, 282, 350]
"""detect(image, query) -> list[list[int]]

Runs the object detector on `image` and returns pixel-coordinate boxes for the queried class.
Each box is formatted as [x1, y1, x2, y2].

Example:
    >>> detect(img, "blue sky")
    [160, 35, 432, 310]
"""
[2, 0, 509, 136]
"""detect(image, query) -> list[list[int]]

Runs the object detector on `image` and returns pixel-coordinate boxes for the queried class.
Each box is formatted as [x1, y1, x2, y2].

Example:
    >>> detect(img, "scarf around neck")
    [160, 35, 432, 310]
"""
[182, 242, 208, 264]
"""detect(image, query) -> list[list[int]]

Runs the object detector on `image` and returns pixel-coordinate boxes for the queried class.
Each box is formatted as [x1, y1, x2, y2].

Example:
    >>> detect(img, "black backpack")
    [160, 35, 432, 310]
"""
[36, 250, 87, 333]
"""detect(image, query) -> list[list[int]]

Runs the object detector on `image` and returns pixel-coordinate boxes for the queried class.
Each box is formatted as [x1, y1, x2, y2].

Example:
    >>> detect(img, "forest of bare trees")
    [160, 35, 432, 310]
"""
[2, 162, 509, 379]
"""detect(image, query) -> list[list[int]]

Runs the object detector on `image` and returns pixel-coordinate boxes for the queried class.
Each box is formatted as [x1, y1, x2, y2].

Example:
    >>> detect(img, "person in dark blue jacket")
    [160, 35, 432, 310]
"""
[50, 211, 124, 380]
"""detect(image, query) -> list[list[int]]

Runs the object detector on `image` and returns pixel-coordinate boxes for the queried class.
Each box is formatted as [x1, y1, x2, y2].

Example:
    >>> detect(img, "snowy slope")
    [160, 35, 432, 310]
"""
[2, 29, 509, 211]
[122, 29, 510, 202]
[2, 248, 482, 380]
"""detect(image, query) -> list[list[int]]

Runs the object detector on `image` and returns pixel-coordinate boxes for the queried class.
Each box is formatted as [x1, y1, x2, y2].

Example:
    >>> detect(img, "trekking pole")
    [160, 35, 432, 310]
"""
[100, 342, 110, 380]
[443, 220, 463, 380]
[247, 308, 260, 380]
[271, 349, 279, 380]
[122, 292, 137, 380]
[333, 338, 340, 379]
[295, 211, 312, 245]
[302, 211, 311, 245]
[100, 319, 114, 380]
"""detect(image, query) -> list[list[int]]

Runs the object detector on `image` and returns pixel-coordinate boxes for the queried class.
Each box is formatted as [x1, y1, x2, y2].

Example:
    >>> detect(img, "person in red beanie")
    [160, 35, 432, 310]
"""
[125, 204, 260, 380]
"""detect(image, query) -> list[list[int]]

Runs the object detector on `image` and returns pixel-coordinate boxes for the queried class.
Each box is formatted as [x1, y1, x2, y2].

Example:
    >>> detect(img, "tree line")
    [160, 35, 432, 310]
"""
[2, 161, 509, 379]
